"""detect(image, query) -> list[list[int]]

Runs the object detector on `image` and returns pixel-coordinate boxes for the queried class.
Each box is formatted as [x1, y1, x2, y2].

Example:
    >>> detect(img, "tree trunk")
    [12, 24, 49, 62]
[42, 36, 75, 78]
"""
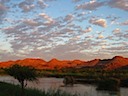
[21, 81, 24, 96]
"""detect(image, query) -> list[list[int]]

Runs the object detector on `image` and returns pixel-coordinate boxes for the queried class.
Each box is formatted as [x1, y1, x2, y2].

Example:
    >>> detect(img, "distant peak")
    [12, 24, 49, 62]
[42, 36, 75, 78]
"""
[92, 59, 100, 61]
[113, 56, 124, 59]
[49, 58, 60, 62]
[19, 58, 46, 63]
[52, 58, 58, 60]
[24, 58, 42, 60]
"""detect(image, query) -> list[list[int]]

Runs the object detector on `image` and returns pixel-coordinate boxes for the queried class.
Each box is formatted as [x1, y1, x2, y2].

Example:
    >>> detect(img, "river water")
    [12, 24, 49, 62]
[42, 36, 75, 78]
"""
[0, 76, 128, 96]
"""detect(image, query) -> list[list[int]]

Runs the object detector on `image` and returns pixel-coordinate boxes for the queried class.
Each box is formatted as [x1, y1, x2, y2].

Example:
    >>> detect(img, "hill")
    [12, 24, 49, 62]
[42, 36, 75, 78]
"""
[0, 56, 128, 70]
[0, 58, 84, 70]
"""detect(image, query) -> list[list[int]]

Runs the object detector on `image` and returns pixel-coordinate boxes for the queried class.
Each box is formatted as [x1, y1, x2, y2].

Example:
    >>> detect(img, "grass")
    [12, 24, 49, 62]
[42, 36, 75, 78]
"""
[0, 82, 78, 96]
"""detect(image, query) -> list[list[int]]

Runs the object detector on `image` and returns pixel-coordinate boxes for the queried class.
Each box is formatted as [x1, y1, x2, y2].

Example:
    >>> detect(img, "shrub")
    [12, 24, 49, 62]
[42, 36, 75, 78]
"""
[96, 78, 120, 91]
[120, 79, 128, 87]
[63, 76, 75, 86]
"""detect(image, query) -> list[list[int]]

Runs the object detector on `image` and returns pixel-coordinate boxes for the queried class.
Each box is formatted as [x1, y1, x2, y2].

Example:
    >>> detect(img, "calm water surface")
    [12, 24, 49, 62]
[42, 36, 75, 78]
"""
[0, 76, 128, 96]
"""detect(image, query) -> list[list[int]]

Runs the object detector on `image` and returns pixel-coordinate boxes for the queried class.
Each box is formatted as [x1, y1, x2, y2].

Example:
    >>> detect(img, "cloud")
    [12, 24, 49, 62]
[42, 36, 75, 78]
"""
[107, 0, 128, 11]
[112, 28, 121, 34]
[89, 18, 107, 27]
[120, 20, 128, 26]
[0, 0, 128, 61]
[37, 0, 48, 8]
[43, 0, 57, 2]
[39, 13, 50, 19]
[23, 19, 38, 26]
[47, 40, 95, 60]
[122, 33, 128, 39]
[64, 14, 74, 21]
[97, 34, 104, 39]
[0, 3, 7, 22]
[72, 0, 81, 3]
[101, 45, 106, 49]
[60, 28, 74, 33]
[1, 16, 63, 58]
[39, 13, 55, 25]
[18, 0, 35, 12]
[0, 3, 7, 13]
[106, 45, 127, 51]
[18, 0, 51, 13]
[76, 0, 104, 10]
[0, 41, 12, 53]
[83, 26, 92, 33]
[105, 35, 115, 41]
[125, 30, 128, 32]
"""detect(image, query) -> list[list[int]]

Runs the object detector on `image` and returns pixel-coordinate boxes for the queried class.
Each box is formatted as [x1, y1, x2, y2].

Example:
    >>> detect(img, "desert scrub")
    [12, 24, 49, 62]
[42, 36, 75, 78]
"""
[0, 82, 78, 96]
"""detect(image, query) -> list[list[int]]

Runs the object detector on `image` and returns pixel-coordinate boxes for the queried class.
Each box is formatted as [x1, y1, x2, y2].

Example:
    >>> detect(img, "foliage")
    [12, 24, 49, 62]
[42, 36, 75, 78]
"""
[120, 79, 128, 87]
[4, 64, 38, 96]
[63, 76, 75, 86]
[38, 67, 128, 88]
[4, 64, 38, 82]
[0, 68, 6, 75]
[96, 78, 120, 91]
[0, 82, 78, 96]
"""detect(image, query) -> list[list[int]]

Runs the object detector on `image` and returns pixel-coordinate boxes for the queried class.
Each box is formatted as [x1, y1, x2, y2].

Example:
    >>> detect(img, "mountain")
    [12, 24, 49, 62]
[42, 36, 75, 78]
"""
[47, 59, 84, 69]
[0, 58, 84, 70]
[81, 59, 100, 67]
[0, 60, 14, 68]
[15, 58, 47, 69]
[78, 56, 128, 70]
[0, 56, 128, 70]
[0, 58, 47, 69]
[104, 56, 128, 70]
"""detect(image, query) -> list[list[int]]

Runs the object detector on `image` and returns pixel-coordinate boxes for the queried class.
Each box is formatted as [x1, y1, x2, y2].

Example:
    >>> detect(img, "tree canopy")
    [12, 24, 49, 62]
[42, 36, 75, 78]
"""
[4, 64, 38, 96]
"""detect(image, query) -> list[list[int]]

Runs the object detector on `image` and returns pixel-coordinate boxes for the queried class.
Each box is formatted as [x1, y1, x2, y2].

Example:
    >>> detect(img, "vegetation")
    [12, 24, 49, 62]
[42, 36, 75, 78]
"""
[1, 64, 128, 92]
[0, 82, 78, 96]
[38, 68, 128, 79]
[96, 78, 120, 91]
[38, 67, 128, 89]
[63, 76, 75, 86]
[4, 64, 38, 96]
[120, 78, 128, 87]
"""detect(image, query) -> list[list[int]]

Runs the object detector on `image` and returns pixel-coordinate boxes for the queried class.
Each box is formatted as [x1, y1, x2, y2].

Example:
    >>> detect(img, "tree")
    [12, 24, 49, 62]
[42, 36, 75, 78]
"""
[4, 64, 38, 96]
[63, 76, 75, 86]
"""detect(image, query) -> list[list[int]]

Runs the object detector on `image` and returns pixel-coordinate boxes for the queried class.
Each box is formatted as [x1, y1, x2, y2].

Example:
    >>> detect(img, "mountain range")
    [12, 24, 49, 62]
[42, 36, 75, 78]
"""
[0, 56, 128, 70]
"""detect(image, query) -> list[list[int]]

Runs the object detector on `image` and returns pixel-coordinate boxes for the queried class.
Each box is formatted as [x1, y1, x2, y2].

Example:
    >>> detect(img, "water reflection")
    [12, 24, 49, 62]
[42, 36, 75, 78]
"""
[0, 76, 128, 96]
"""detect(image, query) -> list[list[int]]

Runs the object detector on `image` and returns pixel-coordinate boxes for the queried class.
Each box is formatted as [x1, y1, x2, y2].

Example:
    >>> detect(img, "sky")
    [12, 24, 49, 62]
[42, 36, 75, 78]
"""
[0, 0, 128, 61]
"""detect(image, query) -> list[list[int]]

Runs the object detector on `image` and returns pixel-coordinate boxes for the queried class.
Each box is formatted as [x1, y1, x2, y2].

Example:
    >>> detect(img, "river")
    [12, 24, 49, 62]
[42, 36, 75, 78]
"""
[0, 76, 128, 96]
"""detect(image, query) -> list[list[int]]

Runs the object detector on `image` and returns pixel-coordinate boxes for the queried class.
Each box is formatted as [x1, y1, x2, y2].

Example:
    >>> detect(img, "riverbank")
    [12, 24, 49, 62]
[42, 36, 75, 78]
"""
[0, 81, 78, 96]
[1, 76, 128, 96]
